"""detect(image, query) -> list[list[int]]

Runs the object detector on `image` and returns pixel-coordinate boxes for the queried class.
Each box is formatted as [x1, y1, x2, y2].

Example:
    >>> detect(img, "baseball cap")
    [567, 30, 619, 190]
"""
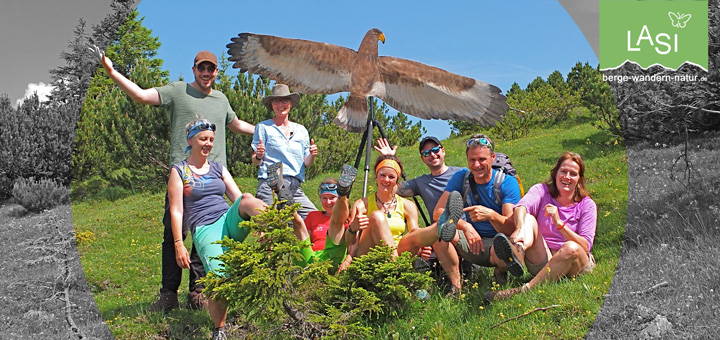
[194, 51, 217, 67]
[419, 136, 442, 152]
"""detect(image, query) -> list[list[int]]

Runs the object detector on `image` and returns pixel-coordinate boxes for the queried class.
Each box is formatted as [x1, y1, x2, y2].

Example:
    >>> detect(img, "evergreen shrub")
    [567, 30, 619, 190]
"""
[13, 177, 70, 213]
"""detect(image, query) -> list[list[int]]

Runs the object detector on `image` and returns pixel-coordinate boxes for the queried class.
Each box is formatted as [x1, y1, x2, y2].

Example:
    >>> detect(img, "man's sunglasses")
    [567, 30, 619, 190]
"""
[420, 146, 442, 157]
[466, 137, 493, 150]
[196, 64, 216, 72]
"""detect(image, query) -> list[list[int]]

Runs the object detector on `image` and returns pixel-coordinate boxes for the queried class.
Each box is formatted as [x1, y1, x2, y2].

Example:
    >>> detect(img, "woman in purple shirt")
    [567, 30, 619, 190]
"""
[484, 151, 597, 302]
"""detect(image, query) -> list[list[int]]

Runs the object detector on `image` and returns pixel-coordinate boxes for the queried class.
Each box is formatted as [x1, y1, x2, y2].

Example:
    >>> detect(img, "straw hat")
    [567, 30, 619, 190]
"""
[262, 84, 300, 110]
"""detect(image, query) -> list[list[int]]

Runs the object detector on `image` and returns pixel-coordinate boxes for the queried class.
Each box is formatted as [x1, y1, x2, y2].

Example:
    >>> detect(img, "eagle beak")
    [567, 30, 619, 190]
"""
[378, 33, 385, 44]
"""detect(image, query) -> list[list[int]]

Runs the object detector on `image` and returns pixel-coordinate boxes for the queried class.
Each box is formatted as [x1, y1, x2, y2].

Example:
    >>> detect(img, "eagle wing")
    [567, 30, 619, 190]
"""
[375, 56, 508, 126]
[227, 33, 356, 95]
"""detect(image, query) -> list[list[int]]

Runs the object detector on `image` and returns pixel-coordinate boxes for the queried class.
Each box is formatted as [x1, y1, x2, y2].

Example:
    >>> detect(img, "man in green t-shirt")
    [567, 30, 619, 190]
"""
[93, 46, 254, 311]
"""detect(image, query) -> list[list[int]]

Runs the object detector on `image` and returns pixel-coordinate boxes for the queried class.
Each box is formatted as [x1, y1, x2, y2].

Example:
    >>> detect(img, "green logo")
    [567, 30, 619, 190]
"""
[600, 1, 708, 71]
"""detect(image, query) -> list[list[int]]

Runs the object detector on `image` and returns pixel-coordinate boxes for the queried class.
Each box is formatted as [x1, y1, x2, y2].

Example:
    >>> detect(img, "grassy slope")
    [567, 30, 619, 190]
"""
[588, 136, 720, 339]
[0, 203, 113, 340]
[73, 116, 628, 339]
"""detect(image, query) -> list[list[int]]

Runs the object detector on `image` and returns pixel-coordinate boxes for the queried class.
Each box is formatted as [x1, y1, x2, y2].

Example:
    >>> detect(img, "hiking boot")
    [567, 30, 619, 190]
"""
[211, 327, 228, 340]
[483, 284, 528, 303]
[493, 233, 525, 277]
[445, 285, 462, 299]
[437, 190, 462, 242]
[187, 290, 208, 310]
[266, 162, 294, 210]
[493, 267, 508, 286]
[266, 162, 284, 190]
[337, 164, 358, 197]
[148, 288, 179, 312]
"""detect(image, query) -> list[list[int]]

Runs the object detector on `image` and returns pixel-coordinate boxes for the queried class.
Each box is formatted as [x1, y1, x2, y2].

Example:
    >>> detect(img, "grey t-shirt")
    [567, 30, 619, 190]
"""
[156, 81, 235, 166]
[404, 166, 463, 223]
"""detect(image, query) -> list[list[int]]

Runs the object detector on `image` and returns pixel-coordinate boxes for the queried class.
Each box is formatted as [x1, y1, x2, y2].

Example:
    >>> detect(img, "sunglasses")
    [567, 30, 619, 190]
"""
[466, 137, 493, 150]
[195, 122, 216, 131]
[318, 183, 338, 196]
[196, 64, 216, 72]
[420, 146, 442, 157]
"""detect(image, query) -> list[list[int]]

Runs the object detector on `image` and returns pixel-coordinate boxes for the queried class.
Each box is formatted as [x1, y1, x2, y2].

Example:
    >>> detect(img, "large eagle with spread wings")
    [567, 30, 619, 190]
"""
[227, 28, 508, 133]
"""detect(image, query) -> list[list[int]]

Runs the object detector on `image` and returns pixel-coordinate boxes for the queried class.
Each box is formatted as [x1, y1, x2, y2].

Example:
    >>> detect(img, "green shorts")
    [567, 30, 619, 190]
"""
[193, 197, 249, 276]
[299, 237, 348, 271]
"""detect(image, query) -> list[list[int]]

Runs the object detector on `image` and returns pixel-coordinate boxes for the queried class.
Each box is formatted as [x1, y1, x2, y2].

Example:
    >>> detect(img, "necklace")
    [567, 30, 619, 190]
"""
[375, 193, 397, 218]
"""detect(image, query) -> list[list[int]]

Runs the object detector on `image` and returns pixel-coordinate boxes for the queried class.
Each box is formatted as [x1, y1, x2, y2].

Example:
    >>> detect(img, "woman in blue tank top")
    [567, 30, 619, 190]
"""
[168, 118, 268, 338]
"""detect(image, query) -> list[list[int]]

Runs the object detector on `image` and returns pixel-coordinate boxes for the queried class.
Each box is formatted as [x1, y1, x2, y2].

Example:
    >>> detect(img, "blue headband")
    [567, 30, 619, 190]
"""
[185, 121, 216, 153]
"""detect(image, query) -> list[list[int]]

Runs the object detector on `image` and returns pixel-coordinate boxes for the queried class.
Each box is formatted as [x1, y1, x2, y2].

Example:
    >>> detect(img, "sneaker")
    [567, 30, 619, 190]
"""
[266, 162, 284, 190]
[187, 290, 208, 310]
[483, 285, 527, 302]
[493, 267, 508, 286]
[493, 233, 525, 277]
[337, 164, 358, 197]
[148, 288, 179, 312]
[437, 190, 462, 242]
[211, 328, 228, 340]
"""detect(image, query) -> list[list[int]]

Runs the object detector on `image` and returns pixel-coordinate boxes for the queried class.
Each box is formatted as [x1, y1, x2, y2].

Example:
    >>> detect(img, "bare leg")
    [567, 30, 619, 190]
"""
[237, 193, 268, 219]
[357, 210, 398, 257]
[526, 240, 589, 289]
[433, 239, 462, 289]
[327, 196, 350, 246]
[511, 213, 548, 267]
[397, 223, 440, 255]
[208, 297, 227, 328]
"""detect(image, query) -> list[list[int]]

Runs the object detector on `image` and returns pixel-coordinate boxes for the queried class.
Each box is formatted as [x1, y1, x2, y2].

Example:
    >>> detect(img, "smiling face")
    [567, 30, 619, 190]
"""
[554, 158, 581, 198]
[376, 167, 399, 194]
[466, 146, 495, 184]
[420, 142, 445, 170]
[189, 130, 214, 158]
[271, 97, 293, 117]
[319, 193, 338, 212]
[192, 61, 218, 91]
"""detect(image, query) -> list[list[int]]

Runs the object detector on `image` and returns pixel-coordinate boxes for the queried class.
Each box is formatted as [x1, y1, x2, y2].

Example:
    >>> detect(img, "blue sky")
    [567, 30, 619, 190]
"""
[136, 0, 597, 140]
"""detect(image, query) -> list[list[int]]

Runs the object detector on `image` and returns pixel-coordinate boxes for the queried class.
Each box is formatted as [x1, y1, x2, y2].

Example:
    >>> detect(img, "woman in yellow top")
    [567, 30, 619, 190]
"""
[347, 155, 427, 258]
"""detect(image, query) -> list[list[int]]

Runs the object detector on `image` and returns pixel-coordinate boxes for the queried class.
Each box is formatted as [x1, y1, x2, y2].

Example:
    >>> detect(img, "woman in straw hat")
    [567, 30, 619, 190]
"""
[251, 84, 318, 219]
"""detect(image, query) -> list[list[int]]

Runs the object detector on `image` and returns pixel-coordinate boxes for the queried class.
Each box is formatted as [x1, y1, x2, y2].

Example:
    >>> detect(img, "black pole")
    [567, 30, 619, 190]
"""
[373, 119, 431, 226]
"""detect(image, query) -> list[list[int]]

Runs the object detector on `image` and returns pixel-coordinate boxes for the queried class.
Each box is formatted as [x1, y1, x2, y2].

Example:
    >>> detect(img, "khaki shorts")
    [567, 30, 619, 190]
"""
[453, 230, 495, 267]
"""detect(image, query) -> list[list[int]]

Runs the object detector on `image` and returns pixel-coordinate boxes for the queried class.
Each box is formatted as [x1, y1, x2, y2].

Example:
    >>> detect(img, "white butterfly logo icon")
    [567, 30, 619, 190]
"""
[668, 12, 692, 28]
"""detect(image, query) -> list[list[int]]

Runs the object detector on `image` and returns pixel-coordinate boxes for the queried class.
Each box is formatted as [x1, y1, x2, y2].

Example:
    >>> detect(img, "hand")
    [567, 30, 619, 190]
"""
[337, 257, 352, 273]
[418, 246, 432, 260]
[309, 139, 318, 156]
[174, 243, 191, 269]
[462, 223, 485, 255]
[373, 138, 397, 156]
[462, 205, 495, 222]
[255, 139, 265, 159]
[543, 204, 562, 227]
[87, 43, 112, 71]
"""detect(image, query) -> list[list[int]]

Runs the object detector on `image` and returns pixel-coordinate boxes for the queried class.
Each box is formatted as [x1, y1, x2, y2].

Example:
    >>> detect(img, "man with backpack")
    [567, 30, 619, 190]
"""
[433, 134, 525, 292]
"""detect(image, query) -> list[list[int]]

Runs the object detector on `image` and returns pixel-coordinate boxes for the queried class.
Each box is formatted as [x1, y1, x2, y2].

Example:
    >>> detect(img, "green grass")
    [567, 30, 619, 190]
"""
[73, 115, 628, 339]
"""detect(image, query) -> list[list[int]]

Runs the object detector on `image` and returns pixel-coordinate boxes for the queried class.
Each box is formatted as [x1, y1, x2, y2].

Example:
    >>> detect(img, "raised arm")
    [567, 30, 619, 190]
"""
[89, 44, 160, 105]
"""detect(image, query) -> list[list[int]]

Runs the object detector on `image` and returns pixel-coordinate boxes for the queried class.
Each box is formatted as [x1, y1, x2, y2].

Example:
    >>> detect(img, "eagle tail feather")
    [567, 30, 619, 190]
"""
[334, 95, 367, 133]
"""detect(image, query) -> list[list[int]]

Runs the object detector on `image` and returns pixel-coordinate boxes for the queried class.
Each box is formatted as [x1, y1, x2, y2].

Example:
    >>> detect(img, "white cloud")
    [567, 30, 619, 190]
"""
[16, 82, 54, 107]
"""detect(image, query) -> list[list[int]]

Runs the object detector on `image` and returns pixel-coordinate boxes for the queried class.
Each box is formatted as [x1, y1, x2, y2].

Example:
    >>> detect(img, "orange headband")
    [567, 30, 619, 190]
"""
[375, 159, 401, 176]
